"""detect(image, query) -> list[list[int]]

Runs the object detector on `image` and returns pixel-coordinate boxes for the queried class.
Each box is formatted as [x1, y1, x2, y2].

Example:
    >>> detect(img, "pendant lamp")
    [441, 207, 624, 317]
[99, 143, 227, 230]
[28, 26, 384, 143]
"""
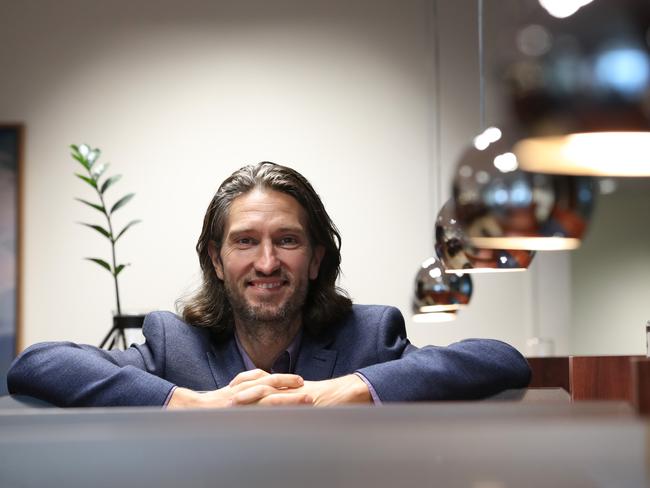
[412, 256, 472, 323]
[508, 0, 650, 176]
[436, 0, 537, 271]
[410, 0, 473, 322]
[452, 126, 596, 251]
[436, 198, 535, 273]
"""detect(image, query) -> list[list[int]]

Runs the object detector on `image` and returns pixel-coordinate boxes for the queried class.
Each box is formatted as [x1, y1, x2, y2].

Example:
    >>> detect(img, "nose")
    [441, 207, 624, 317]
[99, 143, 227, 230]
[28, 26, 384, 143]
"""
[254, 240, 281, 275]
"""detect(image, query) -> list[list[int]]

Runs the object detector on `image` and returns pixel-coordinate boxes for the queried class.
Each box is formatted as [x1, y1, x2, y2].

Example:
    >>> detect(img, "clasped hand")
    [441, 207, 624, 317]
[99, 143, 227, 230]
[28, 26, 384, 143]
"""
[167, 369, 371, 409]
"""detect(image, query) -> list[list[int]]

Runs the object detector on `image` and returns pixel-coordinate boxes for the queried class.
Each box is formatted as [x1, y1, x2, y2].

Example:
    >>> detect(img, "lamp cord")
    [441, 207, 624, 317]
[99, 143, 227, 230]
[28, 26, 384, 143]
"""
[432, 0, 442, 211]
[478, 0, 485, 132]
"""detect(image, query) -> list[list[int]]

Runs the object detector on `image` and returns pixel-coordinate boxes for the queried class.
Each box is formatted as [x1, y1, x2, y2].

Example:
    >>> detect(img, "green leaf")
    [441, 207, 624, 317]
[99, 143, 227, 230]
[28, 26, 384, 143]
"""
[85, 257, 112, 273]
[78, 222, 112, 239]
[100, 174, 122, 194]
[75, 173, 97, 189]
[87, 148, 100, 166]
[114, 219, 142, 242]
[91, 162, 109, 180]
[110, 193, 134, 214]
[70, 144, 80, 153]
[78, 144, 90, 158]
[75, 198, 106, 214]
[72, 153, 90, 170]
[114, 263, 129, 276]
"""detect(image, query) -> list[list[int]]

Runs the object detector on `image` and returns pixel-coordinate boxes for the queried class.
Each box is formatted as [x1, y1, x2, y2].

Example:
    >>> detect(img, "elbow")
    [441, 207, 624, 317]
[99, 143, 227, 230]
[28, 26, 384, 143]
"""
[516, 356, 533, 388]
[6, 343, 39, 394]
[508, 346, 532, 388]
[7, 353, 28, 395]
[6, 342, 59, 396]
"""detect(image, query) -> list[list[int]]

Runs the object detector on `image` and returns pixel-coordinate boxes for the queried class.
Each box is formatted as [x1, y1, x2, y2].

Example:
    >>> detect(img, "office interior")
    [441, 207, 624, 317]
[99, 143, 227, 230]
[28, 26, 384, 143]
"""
[1, 0, 650, 487]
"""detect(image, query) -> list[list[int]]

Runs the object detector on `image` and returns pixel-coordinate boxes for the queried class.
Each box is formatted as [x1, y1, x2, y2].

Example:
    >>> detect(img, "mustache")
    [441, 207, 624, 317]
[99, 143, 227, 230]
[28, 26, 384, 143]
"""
[247, 270, 289, 280]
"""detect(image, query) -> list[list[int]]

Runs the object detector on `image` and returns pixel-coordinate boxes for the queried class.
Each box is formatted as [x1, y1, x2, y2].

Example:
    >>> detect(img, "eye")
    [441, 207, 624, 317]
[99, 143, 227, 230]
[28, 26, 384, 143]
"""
[278, 236, 299, 248]
[234, 237, 256, 248]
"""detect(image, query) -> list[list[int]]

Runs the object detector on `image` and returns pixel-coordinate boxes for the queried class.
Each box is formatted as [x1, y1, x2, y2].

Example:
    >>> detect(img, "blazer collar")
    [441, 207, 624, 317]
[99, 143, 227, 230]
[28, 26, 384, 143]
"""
[206, 327, 339, 387]
[294, 328, 338, 381]
[207, 334, 246, 389]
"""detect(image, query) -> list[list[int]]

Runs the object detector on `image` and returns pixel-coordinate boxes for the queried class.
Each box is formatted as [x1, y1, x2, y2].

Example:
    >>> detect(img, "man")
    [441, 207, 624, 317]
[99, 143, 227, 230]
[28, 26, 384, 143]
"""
[8, 162, 530, 407]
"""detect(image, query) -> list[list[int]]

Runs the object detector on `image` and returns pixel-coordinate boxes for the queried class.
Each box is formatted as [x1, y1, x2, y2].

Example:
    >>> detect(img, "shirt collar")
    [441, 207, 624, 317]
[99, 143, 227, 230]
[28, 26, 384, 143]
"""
[234, 329, 302, 374]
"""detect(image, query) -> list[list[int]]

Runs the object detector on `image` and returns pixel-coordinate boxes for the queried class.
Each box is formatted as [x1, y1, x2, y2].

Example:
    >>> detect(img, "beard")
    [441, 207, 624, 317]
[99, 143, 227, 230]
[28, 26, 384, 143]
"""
[223, 272, 309, 339]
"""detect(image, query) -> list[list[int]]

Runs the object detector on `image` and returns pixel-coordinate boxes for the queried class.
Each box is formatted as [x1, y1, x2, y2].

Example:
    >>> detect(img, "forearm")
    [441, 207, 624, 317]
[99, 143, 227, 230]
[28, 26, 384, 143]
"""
[7, 342, 173, 407]
[358, 339, 531, 402]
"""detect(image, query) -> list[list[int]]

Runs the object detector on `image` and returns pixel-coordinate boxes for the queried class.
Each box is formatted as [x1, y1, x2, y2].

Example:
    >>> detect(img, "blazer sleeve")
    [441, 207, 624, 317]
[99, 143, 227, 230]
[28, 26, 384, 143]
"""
[6, 313, 176, 407]
[355, 307, 532, 402]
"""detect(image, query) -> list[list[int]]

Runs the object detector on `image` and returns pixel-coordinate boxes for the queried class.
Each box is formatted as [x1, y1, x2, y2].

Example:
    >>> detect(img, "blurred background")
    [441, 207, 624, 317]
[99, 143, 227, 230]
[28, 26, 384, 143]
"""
[1, 0, 648, 363]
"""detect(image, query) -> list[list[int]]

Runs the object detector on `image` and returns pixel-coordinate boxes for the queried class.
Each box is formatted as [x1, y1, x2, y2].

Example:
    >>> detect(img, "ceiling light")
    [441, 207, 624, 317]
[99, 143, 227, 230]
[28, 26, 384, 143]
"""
[412, 257, 472, 320]
[452, 127, 596, 250]
[509, 0, 650, 176]
[435, 199, 535, 273]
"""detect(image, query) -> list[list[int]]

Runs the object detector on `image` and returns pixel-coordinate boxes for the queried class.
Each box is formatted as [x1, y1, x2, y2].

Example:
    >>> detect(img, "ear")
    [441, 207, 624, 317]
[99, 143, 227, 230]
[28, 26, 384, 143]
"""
[207, 241, 224, 280]
[309, 245, 326, 280]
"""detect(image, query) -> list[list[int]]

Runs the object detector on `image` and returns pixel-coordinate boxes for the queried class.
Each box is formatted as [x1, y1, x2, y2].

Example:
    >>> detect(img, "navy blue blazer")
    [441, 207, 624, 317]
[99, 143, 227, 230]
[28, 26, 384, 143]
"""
[7, 305, 531, 407]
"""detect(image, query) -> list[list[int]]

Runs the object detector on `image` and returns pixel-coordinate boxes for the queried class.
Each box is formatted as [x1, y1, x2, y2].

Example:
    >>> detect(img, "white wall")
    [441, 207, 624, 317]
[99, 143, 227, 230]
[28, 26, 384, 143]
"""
[571, 184, 650, 355]
[5, 0, 639, 356]
[2, 0, 439, 348]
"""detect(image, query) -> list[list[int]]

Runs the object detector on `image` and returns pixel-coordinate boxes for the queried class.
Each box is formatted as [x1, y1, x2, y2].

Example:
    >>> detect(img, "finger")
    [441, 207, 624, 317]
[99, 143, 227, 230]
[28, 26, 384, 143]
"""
[229, 369, 269, 387]
[259, 393, 314, 407]
[231, 384, 280, 405]
[257, 374, 304, 389]
[231, 373, 305, 394]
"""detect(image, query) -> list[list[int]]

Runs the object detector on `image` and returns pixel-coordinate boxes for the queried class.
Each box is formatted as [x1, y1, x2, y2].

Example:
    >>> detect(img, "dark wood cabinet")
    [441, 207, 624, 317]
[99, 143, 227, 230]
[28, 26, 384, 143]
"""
[527, 355, 650, 414]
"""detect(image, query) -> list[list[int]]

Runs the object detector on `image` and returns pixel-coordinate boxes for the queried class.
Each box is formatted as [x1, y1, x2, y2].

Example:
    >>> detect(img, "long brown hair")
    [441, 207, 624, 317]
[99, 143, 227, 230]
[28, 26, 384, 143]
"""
[179, 162, 352, 338]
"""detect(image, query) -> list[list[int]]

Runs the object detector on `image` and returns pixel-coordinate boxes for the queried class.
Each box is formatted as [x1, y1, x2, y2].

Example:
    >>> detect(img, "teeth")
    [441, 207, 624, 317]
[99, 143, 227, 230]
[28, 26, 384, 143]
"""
[255, 282, 282, 289]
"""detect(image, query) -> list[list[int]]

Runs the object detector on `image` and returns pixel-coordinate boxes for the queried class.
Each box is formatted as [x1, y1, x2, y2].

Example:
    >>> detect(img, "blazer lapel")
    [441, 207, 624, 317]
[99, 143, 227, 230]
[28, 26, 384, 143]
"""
[295, 330, 338, 381]
[207, 336, 246, 389]
[206, 329, 339, 385]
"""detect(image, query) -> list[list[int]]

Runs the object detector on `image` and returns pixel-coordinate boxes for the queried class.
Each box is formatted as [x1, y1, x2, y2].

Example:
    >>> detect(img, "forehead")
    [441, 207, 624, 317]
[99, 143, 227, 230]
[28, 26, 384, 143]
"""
[224, 188, 308, 234]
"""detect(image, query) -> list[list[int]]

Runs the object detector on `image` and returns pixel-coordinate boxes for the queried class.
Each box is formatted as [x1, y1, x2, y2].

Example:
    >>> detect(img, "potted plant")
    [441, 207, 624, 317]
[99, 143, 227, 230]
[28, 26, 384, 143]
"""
[71, 144, 142, 349]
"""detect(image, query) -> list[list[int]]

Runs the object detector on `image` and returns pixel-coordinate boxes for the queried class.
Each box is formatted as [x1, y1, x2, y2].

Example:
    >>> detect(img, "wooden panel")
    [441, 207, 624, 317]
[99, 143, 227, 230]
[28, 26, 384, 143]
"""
[631, 358, 650, 415]
[526, 357, 570, 392]
[570, 356, 644, 401]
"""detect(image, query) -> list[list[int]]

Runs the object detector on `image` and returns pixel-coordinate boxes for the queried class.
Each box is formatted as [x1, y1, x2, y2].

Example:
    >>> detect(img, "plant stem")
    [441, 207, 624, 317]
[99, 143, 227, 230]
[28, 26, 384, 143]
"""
[96, 184, 122, 315]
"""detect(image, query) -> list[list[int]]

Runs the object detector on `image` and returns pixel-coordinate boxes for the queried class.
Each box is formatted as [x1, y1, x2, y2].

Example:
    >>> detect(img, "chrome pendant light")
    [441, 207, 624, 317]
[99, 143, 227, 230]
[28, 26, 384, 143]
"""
[411, 0, 472, 322]
[451, 0, 597, 251]
[435, 198, 535, 273]
[508, 0, 650, 176]
[436, 0, 535, 271]
[412, 257, 472, 323]
[453, 125, 596, 250]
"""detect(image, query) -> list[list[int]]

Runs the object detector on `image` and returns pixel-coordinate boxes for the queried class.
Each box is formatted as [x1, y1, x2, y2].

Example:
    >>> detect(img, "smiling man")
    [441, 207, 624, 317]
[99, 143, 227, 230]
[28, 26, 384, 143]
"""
[8, 162, 531, 407]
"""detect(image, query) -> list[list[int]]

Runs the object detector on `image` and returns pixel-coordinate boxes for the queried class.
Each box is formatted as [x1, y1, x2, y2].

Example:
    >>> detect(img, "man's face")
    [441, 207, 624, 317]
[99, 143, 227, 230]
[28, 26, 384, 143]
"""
[208, 188, 324, 326]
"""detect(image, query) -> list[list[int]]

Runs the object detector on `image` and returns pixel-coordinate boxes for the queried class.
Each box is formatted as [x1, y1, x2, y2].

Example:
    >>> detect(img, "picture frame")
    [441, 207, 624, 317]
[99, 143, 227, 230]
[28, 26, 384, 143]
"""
[0, 125, 23, 395]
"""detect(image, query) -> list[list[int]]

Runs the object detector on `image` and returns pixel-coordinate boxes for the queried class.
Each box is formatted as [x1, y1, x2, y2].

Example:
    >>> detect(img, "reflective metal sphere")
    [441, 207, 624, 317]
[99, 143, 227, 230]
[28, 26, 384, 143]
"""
[412, 256, 472, 320]
[507, 0, 650, 176]
[435, 198, 535, 273]
[452, 126, 596, 250]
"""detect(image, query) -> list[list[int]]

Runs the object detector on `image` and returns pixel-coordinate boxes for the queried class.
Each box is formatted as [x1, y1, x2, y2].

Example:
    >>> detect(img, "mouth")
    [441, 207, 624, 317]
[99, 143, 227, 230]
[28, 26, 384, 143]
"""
[248, 280, 288, 290]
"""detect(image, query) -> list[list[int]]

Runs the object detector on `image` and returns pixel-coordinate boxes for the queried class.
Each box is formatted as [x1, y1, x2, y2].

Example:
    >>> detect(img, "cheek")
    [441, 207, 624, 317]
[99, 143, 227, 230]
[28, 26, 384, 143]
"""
[219, 251, 252, 279]
[293, 252, 319, 280]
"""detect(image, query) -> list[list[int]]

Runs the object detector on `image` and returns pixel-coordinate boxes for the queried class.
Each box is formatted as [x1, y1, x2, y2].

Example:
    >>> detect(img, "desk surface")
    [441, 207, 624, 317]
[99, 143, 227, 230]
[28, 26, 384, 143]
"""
[0, 402, 647, 488]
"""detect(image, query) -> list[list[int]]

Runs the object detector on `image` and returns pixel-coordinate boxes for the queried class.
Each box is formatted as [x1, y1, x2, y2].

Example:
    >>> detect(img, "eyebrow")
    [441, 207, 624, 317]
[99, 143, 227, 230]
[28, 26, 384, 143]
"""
[227, 226, 306, 236]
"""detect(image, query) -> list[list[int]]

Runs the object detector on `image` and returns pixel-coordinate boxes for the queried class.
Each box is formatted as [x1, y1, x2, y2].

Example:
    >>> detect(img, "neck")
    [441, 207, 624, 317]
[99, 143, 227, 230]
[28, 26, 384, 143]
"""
[234, 316, 302, 372]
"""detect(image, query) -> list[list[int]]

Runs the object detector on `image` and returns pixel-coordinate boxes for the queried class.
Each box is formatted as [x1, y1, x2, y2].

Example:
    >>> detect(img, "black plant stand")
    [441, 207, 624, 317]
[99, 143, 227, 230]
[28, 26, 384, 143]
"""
[99, 314, 146, 350]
